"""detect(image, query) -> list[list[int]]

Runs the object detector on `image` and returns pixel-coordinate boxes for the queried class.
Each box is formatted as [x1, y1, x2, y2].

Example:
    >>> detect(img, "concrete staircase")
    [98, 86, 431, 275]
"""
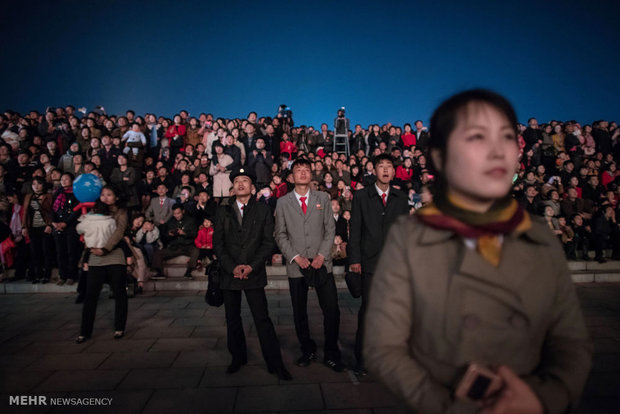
[2, 257, 619, 294]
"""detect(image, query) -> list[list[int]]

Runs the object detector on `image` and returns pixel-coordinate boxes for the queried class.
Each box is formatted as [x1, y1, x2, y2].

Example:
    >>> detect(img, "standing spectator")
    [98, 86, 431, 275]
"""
[347, 154, 409, 375]
[274, 158, 344, 372]
[51, 173, 81, 285]
[247, 137, 273, 189]
[194, 217, 214, 268]
[21, 177, 54, 284]
[209, 141, 233, 203]
[413, 120, 430, 153]
[145, 183, 175, 227]
[165, 114, 186, 158]
[109, 154, 139, 211]
[213, 168, 292, 380]
[5, 190, 28, 281]
[591, 205, 620, 263]
[365, 90, 591, 413]
[75, 185, 129, 343]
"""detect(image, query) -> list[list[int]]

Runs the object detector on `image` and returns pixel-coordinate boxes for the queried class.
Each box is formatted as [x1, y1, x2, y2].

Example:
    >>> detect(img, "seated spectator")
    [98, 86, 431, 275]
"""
[151, 204, 199, 279]
[542, 189, 561, 217]
[571, 214, 592, 261]
[519, 184, 542, 215]
[582, 175, 605, 203]
[134, 219, 161, 266]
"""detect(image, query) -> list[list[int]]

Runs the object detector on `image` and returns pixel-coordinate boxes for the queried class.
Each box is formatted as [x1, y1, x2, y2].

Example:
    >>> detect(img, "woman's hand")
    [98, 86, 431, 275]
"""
[90, 248, 104, 256]
[479, 365, 543, 414]
[44, 225, 52, 234]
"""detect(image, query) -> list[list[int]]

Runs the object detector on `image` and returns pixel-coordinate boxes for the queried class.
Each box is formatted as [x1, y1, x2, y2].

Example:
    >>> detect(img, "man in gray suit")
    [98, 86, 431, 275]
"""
[275, 158, 345, 372]
[145, 183, 175, 227]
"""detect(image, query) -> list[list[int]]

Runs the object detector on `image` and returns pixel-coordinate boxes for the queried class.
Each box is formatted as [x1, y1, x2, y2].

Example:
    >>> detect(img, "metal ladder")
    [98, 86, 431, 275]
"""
[333, 133, 350, 156]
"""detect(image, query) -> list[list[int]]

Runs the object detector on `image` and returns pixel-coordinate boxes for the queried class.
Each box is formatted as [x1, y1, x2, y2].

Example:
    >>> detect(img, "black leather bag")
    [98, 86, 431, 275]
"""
[345, 271, 362, 298]
[300, 265, 329, 288]
[204, 260, 223, 307]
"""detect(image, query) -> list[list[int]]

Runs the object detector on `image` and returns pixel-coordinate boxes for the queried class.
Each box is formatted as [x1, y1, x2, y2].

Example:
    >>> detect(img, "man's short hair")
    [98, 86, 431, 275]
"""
[373, 153, 395, 167]
[291, 158, 312, 170]
[172, 203, 184, 211]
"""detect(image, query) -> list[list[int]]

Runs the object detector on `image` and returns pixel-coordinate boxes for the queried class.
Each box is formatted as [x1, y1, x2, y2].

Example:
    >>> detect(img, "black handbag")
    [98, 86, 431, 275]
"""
[345, 271, 362, 298]
[204, 260, 223, 307]
[300, 265, 329, 288]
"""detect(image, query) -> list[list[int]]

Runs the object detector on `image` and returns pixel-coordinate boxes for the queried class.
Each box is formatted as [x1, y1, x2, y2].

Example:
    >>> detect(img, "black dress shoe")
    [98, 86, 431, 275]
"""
[32, 279, 40, 284]
[296, 352, 317, 367]
[75, 336, 88, 344]
[323, 359, 347, 372]
[274, 367, 292, 381]
[226, 361, 242, 374]
[354, 364, 368, 376]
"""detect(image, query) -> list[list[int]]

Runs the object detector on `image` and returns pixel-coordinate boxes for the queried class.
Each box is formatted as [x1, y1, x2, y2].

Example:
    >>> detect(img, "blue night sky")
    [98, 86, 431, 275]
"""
[1, 0, 618, 127]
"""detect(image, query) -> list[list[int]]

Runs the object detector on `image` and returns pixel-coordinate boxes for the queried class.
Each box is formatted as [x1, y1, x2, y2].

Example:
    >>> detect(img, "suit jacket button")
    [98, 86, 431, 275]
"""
[462, 314, 480, 329]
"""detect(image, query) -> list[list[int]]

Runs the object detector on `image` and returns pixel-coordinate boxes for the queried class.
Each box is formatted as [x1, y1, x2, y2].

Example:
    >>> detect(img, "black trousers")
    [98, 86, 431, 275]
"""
[288, 274, 341, 361]
[223, 288, 284, 369]
[28, 227, 54, 280]
[355, 272, 373, 365]
[152, 245, 200, 272]
[13, 238, 29, 279]
[80, 264, 128, 338]
[53, 227, 82, 281]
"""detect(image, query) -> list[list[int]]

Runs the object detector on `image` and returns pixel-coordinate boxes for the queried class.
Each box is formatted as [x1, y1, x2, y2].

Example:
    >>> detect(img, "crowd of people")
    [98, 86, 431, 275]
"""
[0, 96, 611, 411]
[0, 105, 618, 284]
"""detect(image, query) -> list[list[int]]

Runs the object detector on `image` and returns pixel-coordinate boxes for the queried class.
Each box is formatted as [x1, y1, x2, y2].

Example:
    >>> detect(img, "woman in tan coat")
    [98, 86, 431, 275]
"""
[209, 140, 233, 203]
[365, 90, 591, 414]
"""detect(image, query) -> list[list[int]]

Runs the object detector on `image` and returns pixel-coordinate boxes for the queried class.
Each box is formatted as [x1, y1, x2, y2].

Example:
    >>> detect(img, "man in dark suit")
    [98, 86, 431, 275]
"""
[213, 167, 292, 380]
[348, 154, 409, 375]
[414, 120, 431, 153]
[275, 158, 344, 372]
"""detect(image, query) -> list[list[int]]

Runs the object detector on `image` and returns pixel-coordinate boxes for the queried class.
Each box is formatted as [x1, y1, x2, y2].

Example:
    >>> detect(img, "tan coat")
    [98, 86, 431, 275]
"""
[209, 154, 233, 197]
[364, 215, 592, 414]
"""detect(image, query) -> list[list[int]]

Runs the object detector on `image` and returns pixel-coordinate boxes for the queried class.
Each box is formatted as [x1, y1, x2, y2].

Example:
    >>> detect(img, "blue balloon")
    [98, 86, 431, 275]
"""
[72, 173, 103, 203]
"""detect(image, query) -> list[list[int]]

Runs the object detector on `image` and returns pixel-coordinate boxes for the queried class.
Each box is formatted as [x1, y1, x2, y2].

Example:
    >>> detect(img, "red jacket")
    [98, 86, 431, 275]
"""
[194, 226, 213, 249]
[275, 182, 288, 198]
[401, 133, 416, 148]
[395, 166, 413, 182]
[280, 141, 297, 158]
[165, 125, 187, 149]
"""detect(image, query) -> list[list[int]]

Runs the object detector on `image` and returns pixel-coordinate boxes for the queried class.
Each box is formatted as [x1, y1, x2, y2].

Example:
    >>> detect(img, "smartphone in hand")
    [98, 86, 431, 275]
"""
[454, 363, 503, 402]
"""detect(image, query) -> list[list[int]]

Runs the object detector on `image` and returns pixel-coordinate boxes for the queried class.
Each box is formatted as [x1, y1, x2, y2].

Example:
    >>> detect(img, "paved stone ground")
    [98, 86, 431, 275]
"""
[0, 284, 619, 414]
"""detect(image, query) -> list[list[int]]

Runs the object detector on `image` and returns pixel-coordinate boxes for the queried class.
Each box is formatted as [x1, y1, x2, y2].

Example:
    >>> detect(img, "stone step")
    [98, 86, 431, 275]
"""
[2, 262, 620, 294]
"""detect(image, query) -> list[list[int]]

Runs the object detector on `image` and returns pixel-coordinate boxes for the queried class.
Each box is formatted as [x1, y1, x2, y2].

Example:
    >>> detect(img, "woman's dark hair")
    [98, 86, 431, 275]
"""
[95, 183, 126, 212]
[31, 176, 47, 189]
[428, 89, 519, 175]
[61, 172, 75, 181]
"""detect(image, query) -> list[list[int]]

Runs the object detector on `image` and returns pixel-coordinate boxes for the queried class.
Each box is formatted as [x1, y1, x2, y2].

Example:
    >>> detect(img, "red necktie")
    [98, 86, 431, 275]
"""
[160, 199, 164, 207]
[240, 204, 245, 216]
[300, 196, 307, 215]
[381, 193, 387, 207]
